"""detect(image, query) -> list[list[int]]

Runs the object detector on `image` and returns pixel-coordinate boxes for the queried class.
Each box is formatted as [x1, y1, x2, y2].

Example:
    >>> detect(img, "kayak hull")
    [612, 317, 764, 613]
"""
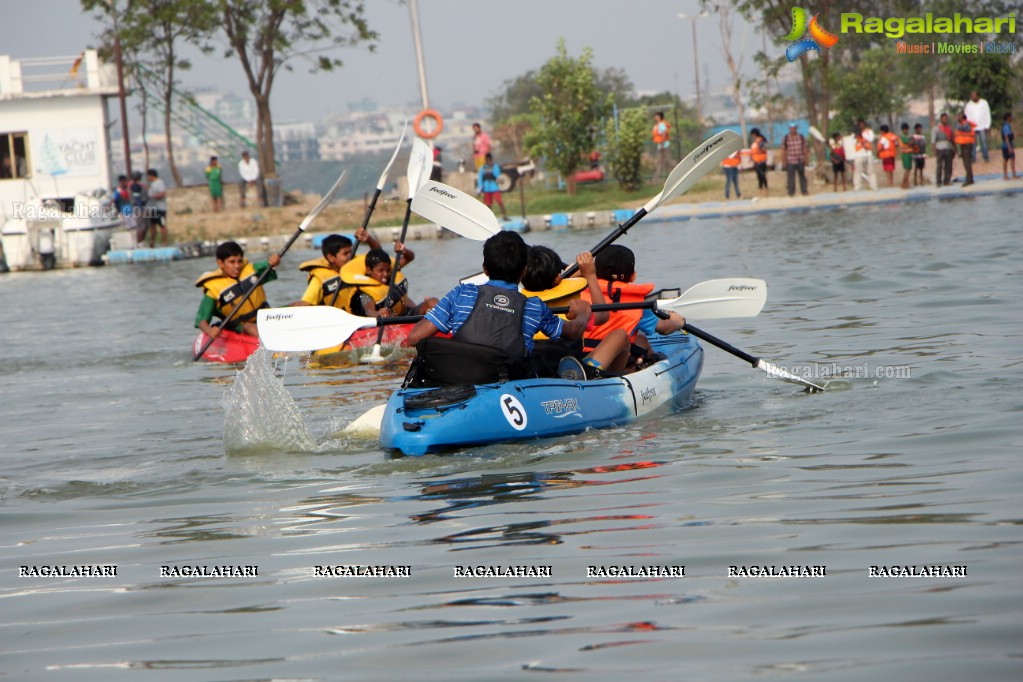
[380, 333, 703, 456]
[193, 329, 260, 363]
[312, 322, 415, 356]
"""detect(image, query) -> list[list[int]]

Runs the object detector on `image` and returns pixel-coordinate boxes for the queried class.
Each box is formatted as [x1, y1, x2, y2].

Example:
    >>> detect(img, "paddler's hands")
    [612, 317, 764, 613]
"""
[655, 311, 686, 334]
[576, 251, 596, 279]
[566, 297, 591, 321]
[355, 227, 370, 243]
[268, 253, 281, 269]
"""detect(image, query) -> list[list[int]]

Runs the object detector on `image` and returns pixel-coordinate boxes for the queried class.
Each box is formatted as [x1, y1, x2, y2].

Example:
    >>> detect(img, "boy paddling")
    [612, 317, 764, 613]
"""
[195, 241, 280, 339]
[405, 232, 591, 384]
[291, 228, 382, 309]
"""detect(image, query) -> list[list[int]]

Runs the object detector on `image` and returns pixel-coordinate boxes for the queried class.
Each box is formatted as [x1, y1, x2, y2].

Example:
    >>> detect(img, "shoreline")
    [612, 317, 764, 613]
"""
[165, 172, 1023, 255]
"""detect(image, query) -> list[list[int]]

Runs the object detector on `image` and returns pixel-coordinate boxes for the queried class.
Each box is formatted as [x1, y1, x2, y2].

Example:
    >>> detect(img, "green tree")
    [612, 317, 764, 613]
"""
[602, 108, 648, 192]
[83, 0, 217, 187]
[832, 48, 906, 131]
[201, 0, 377, 180]
[944, 53, 1021, 119]
[525, 40, 612, 195]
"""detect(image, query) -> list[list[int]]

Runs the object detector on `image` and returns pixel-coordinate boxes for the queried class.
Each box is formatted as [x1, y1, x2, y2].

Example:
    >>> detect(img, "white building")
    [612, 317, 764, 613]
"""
[1, 50, 123, 270]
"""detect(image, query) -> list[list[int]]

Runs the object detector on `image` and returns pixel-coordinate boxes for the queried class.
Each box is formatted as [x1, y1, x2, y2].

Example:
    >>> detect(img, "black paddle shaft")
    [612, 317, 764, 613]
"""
[351, 187, 383, 259]
[371, 199, 414, 344]
[193, 228, 305, 361]
[364, 300, 666, 329]
[683, 323, 759, 367]
[559, 207, 648, 278]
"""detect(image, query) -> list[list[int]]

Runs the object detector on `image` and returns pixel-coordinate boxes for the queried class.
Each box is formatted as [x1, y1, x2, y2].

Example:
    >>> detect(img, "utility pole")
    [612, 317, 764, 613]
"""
[678, 12, 709, 125]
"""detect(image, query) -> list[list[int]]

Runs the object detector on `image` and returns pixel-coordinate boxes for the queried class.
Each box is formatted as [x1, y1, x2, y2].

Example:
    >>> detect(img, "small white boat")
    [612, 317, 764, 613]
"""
[1, 190, 121, 271]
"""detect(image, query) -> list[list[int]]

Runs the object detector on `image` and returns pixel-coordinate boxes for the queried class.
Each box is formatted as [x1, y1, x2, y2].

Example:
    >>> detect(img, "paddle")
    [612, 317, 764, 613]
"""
[410, 180, 502, 240]
[193, 169, 348, 361]
[682, 324, 824, 392]
[362, 138, 435, 363]
[256, 278, 767, 353]
[351, 119, 408, 259]
[559, 130, 742, 278]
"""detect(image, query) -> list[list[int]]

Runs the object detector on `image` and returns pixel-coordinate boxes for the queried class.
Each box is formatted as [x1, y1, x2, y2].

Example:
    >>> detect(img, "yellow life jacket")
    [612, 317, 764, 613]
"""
[339, 254, 410, 315]
[299, 256, 345, 308]
[520, 277, 588, 340]
[194, 260, 268, 323]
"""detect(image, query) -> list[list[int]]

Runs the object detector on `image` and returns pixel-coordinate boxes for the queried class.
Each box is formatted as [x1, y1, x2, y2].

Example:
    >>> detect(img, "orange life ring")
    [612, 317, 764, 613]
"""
[413, 109, 443, 139]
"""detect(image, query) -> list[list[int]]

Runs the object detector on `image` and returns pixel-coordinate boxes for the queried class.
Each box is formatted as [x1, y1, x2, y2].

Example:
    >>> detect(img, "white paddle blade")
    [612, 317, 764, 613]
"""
[256, 307, 376, 352]
[360, 343, 388, 364]
[660, 278, 767, 320]
[377, 119, 408, 189]
[407, 138, 433, 199]
[808, 125, 826, 142]
[342, 403, 387, 438]
[412, 181, 501, 241]
[645, 130, 743, 212]
[756, 359, 825, 392]
[460, 271, 489, 286]
[298, 169, 347, 232]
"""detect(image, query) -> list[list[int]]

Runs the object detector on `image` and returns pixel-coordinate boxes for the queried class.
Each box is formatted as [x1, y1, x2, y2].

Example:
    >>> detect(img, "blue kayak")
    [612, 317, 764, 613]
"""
[380, 332, 703, 456]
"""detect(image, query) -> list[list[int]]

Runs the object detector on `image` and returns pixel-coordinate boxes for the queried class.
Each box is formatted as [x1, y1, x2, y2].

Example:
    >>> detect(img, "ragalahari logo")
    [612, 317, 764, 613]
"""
[784, 7, 839, 61]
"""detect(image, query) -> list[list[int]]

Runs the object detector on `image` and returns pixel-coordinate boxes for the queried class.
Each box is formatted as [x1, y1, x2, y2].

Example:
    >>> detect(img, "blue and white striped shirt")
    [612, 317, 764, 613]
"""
[425, 279, 563, 353]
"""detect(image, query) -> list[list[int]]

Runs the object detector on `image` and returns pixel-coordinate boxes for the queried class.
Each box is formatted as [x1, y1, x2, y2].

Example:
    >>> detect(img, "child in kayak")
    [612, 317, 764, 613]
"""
[520, 245, 631, 379]
[405, 231, 592, 385]
[355, 246, 436, 317]
[292, 229, 383, 308]
[580, 245, 686, 365]
[195, 240, 280, 339]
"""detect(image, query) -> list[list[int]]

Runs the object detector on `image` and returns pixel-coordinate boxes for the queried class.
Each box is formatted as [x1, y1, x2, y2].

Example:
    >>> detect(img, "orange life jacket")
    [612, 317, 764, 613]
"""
[877, 132, 899, 159]
[750, 138, 767, 163]
[652, 120, 671, 144]
[721, 151, 741, 168]
[579, 280, 655, 351]
[953, 120, 976, 145]
[855, 130, 874, 153]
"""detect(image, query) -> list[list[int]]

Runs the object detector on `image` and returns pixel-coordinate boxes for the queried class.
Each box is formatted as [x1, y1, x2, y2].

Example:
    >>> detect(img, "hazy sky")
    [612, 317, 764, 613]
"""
[2, 0, 762, 122]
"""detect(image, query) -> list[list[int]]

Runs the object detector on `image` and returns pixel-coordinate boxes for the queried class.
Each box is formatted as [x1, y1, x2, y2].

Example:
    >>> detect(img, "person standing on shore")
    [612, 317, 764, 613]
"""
[238, 150, 260, 208]
[829, 133, 847, 192]
[144, 168, 168, 247]
[471, 123, 491, 172]
[954, 113, 976, 186]
[781, 122, 808, 196]
[912, 123, 927, 186]
[477, 152, 509, 221]
[721, 149, 741, 199]
[964, 91, 991, 163]
[651, 111, 672, 178]
[931, 113, 955, 186]
[205, 156, 223, 212]
[749, 127, 769, 197]
[1001, 113, 1017, 180]
[877, 124, 899, 186]
[853, 119, 878, 191]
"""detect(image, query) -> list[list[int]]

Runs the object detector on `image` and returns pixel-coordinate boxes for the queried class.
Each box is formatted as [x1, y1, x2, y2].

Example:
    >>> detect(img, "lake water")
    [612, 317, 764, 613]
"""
[1, 193, 1020, 680]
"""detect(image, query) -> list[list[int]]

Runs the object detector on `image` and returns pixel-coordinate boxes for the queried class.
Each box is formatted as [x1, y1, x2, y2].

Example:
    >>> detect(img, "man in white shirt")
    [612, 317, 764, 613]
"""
[964, 91, 991, 163]
[238, 150, 260, 207]
[144, 168, 168, 246]
[853, 119, 878, 191]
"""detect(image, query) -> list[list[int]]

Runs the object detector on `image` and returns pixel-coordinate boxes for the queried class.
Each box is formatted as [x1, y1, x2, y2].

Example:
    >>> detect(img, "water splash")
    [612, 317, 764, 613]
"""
[222, 347, 316, 454]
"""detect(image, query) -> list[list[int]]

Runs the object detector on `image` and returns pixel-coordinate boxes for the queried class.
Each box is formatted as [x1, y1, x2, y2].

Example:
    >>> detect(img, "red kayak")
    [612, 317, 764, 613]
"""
[313, 322, 415, 355]
[192, 329, 260, 363]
